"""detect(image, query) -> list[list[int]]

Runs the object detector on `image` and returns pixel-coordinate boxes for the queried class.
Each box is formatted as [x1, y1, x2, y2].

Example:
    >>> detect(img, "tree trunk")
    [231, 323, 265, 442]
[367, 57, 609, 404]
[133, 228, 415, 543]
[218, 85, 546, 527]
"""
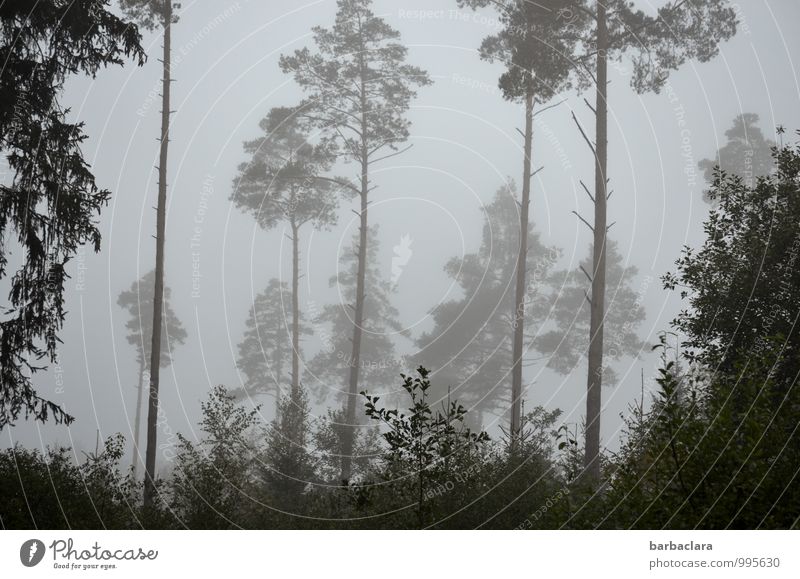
[291, 218, 301, 399]
[510, 89, 535, 446]
[144, 3, 172, 508]
[341, 163, 368, 483]
[341, 45, 370, 484]
[131, 354, 145, 478]
[275, 319, 283, 419]
[584, 0, 608, 485]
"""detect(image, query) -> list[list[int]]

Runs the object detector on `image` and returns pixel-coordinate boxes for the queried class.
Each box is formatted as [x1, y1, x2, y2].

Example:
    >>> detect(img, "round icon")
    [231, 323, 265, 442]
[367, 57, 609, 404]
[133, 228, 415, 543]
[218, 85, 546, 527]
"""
[20, 539, 46, 567]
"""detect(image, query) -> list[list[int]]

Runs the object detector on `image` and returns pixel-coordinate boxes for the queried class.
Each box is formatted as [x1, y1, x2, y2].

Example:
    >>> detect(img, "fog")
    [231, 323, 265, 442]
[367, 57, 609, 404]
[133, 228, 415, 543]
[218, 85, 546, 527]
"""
[5, 0, 800, 476]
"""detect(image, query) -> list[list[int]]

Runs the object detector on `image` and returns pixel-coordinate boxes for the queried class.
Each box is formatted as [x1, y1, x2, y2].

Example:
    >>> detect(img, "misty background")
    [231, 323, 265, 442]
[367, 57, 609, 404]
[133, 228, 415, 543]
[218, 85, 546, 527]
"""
[5, 0, 799, 469]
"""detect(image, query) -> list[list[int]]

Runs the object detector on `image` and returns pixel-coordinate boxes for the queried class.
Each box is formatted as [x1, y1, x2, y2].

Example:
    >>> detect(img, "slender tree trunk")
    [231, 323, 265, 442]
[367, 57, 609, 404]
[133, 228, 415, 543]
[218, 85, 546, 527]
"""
[584, 0, 608, 485]
[341, 159, 368, 483]
[131, 355, 145, 478]
[275, 321, 283, 419]
[291, 218, 301, 399]
[144, 4, 172, 508]
[341, 45, 370, 483]
[510, 89, 535, 446]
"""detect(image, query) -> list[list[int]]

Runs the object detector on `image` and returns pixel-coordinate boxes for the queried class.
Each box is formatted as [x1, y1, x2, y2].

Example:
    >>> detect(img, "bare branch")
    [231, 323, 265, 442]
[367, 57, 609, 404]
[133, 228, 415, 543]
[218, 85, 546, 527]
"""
[533, 98, 568, 118]
[580, 180, 595, 203]
[368, 144, 413, 165]
[571, 111, 596, 156]
[572, 210, 594, 232]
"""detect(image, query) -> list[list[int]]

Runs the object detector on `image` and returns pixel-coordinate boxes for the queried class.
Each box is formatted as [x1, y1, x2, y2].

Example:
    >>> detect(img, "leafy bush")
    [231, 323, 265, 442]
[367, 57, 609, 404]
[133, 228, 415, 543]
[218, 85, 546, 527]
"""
[0, 434, 143, 529]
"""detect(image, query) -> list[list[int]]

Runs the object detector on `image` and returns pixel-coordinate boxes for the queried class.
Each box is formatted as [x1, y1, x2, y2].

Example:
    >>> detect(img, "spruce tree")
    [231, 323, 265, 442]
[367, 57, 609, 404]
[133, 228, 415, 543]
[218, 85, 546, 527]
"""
[0, 0, 144, 427]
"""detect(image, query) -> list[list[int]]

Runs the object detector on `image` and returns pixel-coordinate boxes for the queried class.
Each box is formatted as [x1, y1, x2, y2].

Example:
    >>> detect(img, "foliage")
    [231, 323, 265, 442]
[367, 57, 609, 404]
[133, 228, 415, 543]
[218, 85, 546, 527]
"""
[119, 0, 179, 30]
[234, 279, 310, 405]
[279, 0, 431, 168]
[0, 435, 143, 529]
[308, 226, 407, 398]
[466, 0, 586, 103]
[664, 136, 800, 375]
[699, 113, 775, 200]
[535, 239, 647, 386]
[257, 386, 317, 504]
[605, 337, 800, 529]
[312, 406, 381, 485]
[231, 106, 338, 233]
[360, 366, 490, 526]
[3, 348, 798, 529]
[414, 185, 559, 423]
[605, 0, 738, 95]
[458, 0, 737, 96]
[117, 270, 187, 368]
[168, 385, 260, 529]
[364, 367, 490, 473]
[0, 0, 145, 427]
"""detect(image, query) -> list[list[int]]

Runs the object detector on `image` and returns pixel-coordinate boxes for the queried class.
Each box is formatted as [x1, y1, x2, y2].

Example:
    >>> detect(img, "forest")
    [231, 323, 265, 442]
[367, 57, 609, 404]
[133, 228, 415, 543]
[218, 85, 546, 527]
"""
[1, 0, 799, 530]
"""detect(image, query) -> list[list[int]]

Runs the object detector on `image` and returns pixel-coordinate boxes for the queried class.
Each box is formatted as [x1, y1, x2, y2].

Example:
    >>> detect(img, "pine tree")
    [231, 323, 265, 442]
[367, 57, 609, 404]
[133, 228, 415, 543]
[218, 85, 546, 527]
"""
[535, 239, 646, 388]
[0, 0, 144, 427]
[699, 113, 775, 202]
[120, 0, 180, 507]
[458, 0, 584, 442]
[279, 0, 431, 481]
[117, 271, 187, 478]
[232, 107, 338, 399]
[308, 226, 407, 475]
[415, 185, 559, 427]
[312, 407, 381, 484]
[234, 279, 311, 416]
[309, 226, 406, 395]
[567, 0, 737, 482]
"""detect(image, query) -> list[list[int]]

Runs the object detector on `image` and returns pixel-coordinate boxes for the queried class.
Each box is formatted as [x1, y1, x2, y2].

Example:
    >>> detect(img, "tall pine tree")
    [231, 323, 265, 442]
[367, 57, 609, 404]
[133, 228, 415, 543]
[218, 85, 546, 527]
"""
[232, 106, 338, 399]
[119, 0, 180, 507]
[279, 0, 430, 481]
[567, 0, 736, 482]
[458, 0, 585, 442]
